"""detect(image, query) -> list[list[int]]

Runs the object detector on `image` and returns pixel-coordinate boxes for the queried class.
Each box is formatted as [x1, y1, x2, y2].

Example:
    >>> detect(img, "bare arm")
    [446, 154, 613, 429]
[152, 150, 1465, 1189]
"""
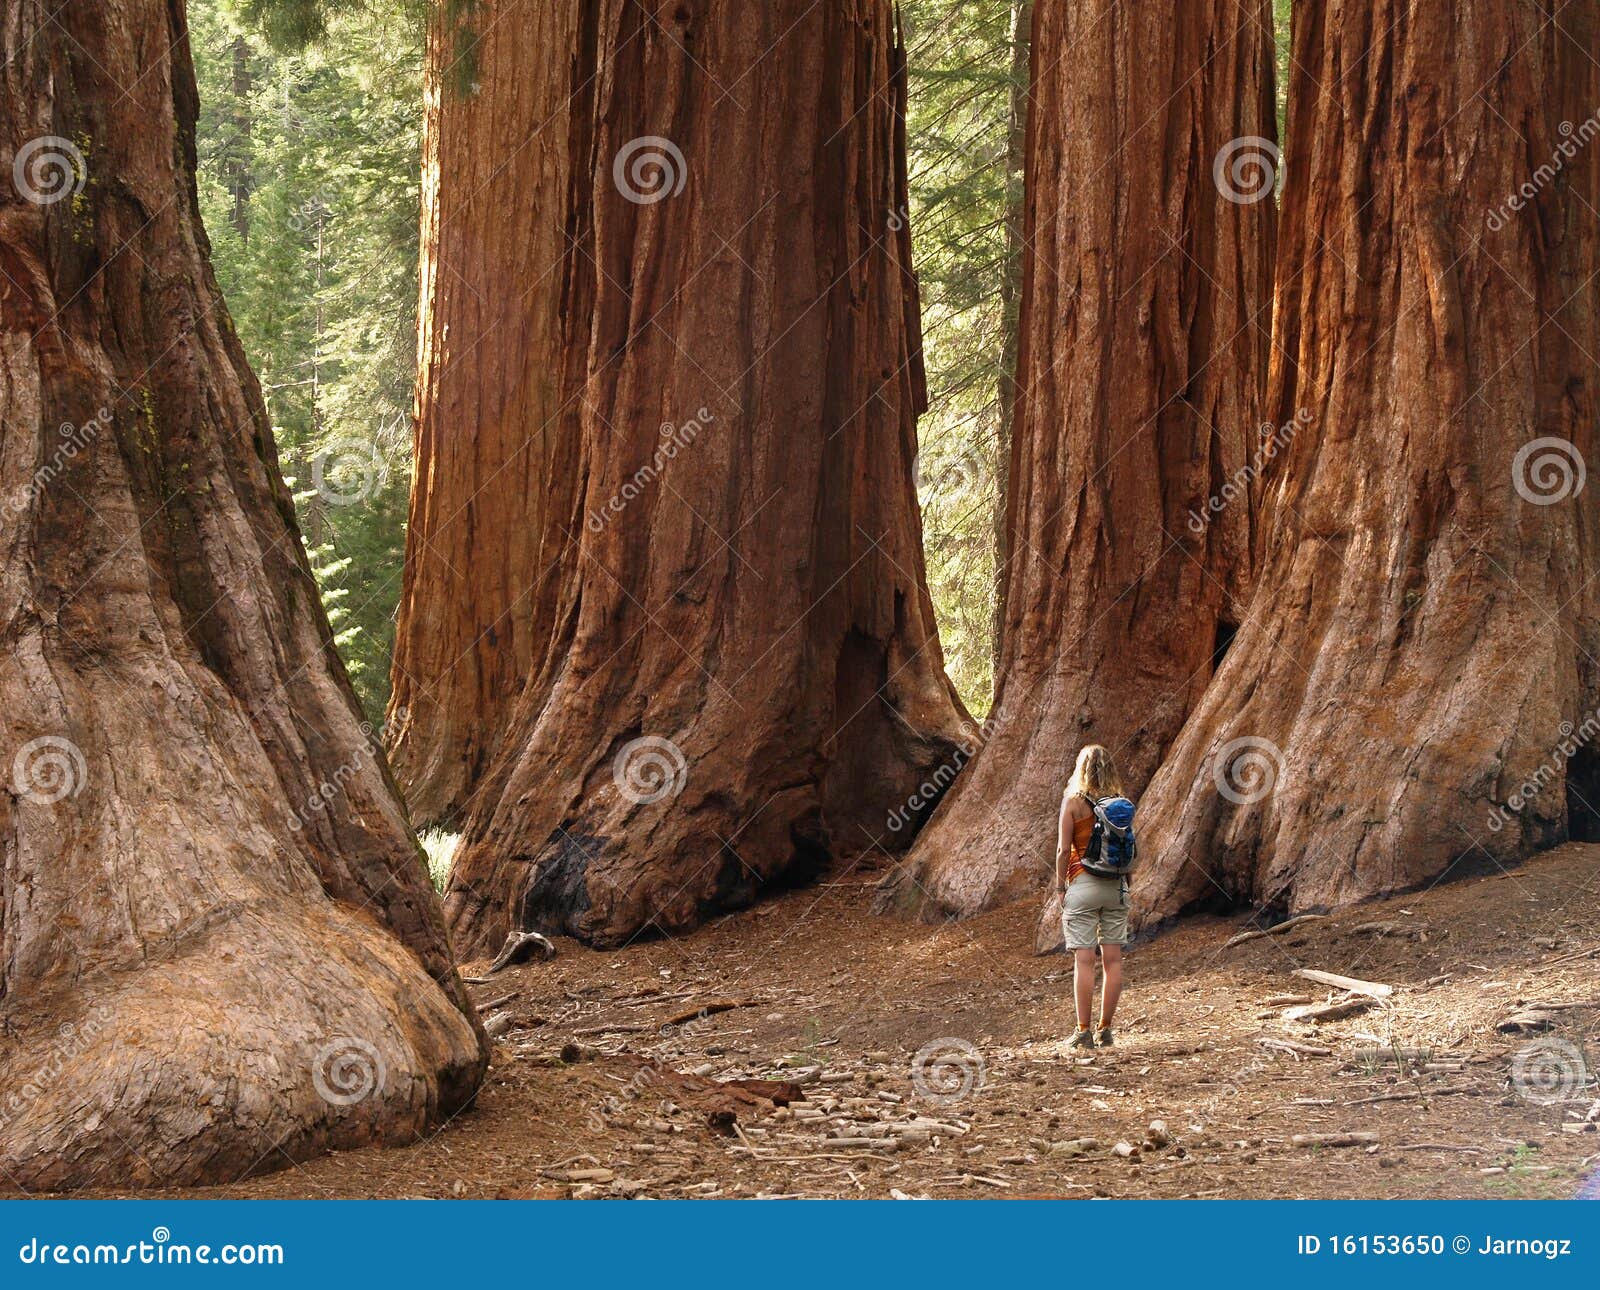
[1056, 793, 1087, 890]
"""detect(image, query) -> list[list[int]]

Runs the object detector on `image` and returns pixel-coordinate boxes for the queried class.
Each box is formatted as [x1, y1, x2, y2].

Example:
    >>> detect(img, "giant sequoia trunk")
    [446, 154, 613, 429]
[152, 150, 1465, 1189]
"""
[1133, 0, 1600, 925]
[0, 0, 484, 1189]
[442, 0, 971, 954]
[879, 0, 1278, 928]
[386, 0, 580, 829]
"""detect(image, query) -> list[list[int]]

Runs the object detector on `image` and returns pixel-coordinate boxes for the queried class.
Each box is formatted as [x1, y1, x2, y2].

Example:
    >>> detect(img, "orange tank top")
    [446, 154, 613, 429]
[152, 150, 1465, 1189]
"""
[1066, 803, 1095, 883]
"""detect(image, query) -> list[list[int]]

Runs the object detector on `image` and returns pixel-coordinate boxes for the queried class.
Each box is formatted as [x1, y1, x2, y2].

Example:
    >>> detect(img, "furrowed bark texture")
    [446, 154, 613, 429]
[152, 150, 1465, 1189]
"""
[0, 0, 484, 1189]
[1134, 0, 1600, 926]
[443, 0, 970, 955]
[880, 0, 1277, 929]
[386, 0, 582, 829]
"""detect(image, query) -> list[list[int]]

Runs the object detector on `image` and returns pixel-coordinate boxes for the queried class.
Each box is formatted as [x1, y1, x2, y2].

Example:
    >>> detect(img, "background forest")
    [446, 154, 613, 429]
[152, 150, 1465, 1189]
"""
[189, 0, 1294, 722]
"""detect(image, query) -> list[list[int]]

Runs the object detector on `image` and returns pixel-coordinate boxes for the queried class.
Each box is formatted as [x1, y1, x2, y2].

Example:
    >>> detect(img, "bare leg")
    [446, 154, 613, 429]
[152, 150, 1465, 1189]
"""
[1099, 944, 1123, 1027]
[1073, 948, 1096, 1030]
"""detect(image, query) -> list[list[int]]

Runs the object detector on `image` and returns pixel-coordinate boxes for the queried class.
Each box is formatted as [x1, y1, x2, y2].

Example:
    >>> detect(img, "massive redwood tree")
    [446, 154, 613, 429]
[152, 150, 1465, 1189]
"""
[0, 0, 483, 1188]
[441, 0, 971, 955]
[386, 0, 580, 829]
[880, 0, 1278, 931]
[1134, 0, 1600, 925]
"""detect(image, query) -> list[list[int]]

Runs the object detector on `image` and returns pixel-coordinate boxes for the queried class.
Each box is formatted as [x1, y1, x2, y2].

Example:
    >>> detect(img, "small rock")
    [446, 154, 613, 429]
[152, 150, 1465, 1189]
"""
[1146, 1119, 1171, 1148]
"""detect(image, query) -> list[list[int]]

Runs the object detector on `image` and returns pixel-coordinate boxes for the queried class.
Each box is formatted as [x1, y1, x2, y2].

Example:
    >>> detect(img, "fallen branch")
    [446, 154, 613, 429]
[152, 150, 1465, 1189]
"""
[663, 998, 761, 1028]
[1225, 914, 1327, 948]
[1292, 1132, 1379, 1148]
[1531, 945, 1600, 974]
[1284, 997, 1375, 1024]
[1345, 1086, 1473, 1107]
[488, 930, 557, 973]
[473, 992, 516, 1013]
[1392, 1143, 1486, 1154]
[1293, 969, 1393, 998]
[1350, 1046, 1437, 1063]
[1257, 1037, 1333, 1059]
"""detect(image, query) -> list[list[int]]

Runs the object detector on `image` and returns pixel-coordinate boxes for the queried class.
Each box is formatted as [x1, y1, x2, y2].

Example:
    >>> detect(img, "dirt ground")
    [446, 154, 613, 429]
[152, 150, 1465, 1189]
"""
[52, 843, 1600, 1199]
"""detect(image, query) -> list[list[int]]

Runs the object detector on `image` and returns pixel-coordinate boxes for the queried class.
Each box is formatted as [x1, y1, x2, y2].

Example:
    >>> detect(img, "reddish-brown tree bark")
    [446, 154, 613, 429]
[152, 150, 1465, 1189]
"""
[386, 0, 582, 829]
[0, 0, 484, 1189]
[1134, 0, 1600, 926]
[880, 0, 1278, 933]
[442, 0, 971, 955]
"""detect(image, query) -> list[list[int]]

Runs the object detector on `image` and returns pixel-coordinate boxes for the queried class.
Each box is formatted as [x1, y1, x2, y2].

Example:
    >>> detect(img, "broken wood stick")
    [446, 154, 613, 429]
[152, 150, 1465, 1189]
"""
[662, 998, 759, 1028]
[1224, 914, 1327, 948]
[1293, 968, 1393, 998]
[1292, 1132, 1379, 1148]
[1284, 996, 1375, 1023]
[1344, 1086, 1472, 1107]
[488, 929, 556, 973]
[1257, 1036, 1332, 1058]
[473, 992, 516, 1013]
[1531, 945, 1600, 974]
[1392, 1143, 1486, 1154]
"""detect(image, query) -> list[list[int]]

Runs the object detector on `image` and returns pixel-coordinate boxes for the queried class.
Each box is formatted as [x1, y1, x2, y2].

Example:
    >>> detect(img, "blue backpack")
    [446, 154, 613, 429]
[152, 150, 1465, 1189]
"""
[1080, 794, 1138, 878]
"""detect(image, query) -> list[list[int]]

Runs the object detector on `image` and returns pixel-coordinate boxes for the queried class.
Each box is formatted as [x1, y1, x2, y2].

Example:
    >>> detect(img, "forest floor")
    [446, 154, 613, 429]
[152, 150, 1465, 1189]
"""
[72, 844, 1600, 1198]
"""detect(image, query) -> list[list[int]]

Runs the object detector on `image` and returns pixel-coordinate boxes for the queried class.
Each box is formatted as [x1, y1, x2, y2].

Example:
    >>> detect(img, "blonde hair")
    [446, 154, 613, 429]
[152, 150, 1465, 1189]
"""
[1067, 744, 1123, 802]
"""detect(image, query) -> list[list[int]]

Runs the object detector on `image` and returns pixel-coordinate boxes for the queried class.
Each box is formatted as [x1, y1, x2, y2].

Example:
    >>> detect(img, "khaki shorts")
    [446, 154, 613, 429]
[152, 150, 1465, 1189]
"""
[1063, 873, 1129, 949]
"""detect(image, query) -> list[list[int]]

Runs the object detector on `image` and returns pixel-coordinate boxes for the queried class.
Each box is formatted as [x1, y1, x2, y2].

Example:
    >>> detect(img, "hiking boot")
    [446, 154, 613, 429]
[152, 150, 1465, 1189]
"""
[1096, 1026, 1115, 1047]
[1067, 1028, 1096, 1050]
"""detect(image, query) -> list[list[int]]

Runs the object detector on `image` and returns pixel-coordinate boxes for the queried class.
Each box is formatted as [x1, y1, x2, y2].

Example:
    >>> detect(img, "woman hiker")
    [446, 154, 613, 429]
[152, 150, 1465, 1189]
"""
[1056, 744, 1129, 1049]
